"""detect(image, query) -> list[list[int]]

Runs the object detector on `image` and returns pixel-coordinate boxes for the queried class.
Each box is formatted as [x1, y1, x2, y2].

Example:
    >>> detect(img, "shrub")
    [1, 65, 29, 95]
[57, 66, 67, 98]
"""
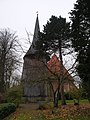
[69, 89, 80, 99]
[6, 85, 23, 107]
[0, 103, 16, 119]
[58, 92, 73, 100]
[64, 92, 73, 100]
[0, 93, 4, 103]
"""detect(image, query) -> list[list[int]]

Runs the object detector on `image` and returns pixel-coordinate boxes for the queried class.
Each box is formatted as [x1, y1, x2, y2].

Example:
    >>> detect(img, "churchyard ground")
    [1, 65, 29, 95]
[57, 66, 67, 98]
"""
[4, 100, 90, 120]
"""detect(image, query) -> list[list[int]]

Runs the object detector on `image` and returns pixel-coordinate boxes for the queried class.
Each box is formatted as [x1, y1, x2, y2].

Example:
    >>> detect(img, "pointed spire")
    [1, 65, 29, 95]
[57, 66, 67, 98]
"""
[25, 14, 40, 56]
[32, 12, 40, 47]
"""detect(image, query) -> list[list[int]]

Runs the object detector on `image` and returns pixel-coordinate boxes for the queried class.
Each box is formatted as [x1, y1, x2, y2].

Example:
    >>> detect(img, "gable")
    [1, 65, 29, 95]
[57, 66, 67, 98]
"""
[47, 54, 74, 81]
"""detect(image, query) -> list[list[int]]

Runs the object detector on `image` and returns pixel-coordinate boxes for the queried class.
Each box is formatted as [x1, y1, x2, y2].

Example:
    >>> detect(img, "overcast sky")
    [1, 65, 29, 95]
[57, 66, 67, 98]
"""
[0, 0, 76, 40]
[0, 0, 77, 74]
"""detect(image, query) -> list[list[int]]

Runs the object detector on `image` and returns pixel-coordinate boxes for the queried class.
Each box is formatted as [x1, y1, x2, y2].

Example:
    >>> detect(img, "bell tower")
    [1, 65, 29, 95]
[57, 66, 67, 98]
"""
[22, 14, 48, 102]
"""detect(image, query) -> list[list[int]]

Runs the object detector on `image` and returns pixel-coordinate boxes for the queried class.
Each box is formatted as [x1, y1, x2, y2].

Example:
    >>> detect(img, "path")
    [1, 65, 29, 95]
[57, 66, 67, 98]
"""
[20, 103, 39, 110]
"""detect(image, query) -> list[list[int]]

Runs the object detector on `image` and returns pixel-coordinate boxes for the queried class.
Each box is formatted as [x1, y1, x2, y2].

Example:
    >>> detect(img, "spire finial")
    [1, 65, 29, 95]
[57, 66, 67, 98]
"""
[36, 11, 38, 16]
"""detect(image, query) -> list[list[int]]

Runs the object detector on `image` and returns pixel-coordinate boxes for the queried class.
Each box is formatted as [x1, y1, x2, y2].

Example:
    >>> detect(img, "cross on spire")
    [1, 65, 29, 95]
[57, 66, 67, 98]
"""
[36, 11, 38, 16]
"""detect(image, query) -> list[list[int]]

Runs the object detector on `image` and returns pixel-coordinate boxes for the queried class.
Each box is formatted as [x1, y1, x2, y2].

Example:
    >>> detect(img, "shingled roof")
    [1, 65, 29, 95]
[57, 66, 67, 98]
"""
[25, 14, 40, 57]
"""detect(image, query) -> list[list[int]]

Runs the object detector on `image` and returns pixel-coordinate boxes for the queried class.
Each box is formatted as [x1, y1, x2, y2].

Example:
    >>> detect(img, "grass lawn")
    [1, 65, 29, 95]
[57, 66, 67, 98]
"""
[61, 99, 89, 104]
[4, 99, 90, 120]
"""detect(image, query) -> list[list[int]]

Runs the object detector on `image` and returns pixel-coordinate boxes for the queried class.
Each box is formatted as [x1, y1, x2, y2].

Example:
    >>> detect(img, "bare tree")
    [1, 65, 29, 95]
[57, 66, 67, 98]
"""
[0, 28, 22, 93]
[37, 52, 77, 107]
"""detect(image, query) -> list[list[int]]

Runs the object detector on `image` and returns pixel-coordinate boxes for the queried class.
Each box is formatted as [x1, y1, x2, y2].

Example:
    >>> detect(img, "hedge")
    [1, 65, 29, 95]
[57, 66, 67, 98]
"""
[0, 103, 16, 119]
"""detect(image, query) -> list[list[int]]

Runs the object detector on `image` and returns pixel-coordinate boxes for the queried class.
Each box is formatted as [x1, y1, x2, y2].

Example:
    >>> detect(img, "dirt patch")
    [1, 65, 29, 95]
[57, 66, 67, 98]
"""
[19, 103, 39, 110]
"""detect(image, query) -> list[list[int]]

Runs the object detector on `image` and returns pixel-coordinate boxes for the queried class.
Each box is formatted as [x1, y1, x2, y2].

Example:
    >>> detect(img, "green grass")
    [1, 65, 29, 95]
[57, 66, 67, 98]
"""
[58, 99, 89, 104]
[49, 99, 89, 107]
[79, 99, 89, 104]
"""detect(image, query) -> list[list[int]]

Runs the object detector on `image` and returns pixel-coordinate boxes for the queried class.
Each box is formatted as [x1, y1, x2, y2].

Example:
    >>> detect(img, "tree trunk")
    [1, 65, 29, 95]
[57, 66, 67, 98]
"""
[87, 91, 90, 103]
[0, 61, 5, 93]
[58, 40, 66, 105]
[49, 80, 59, 107]
[53, 92, 58, 107]
[60, 84, 66, 105]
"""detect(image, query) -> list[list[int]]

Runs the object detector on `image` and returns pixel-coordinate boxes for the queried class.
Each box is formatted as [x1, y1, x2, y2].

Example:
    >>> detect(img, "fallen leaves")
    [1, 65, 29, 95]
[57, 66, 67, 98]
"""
[5, 103, 90, 120]
[42, 104, 90, 120]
